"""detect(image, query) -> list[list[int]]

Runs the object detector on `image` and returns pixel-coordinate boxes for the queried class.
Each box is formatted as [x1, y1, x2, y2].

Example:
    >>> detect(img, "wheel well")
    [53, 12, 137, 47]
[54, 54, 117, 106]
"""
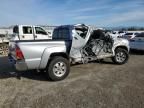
[115, 46, 128, 52]
[49, 53, 69, 60]
[46, 53, 69, 68]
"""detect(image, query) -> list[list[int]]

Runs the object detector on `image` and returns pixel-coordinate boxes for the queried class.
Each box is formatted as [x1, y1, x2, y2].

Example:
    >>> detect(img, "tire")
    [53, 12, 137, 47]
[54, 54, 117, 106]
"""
[112, 48, 129, 65]
[46, 56, 70, 81]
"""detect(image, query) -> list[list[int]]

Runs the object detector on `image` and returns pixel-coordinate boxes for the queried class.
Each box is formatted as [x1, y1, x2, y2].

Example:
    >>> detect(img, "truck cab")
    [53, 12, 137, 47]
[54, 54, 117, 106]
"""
[12, 25, 51, 40]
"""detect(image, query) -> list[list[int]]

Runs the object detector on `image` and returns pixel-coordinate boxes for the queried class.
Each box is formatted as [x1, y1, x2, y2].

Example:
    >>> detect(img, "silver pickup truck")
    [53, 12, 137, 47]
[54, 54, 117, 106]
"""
[9, 24, 129, 81]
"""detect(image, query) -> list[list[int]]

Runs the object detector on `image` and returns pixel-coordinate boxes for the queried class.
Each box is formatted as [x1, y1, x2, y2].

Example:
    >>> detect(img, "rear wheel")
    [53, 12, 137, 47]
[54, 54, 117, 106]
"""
[46, 57, 70, 81]
[112, 48, 129, 64]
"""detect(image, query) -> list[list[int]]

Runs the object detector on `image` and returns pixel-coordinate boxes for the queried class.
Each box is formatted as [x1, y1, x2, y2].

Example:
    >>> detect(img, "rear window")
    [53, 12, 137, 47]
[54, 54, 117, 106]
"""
[23, 26, 32, 34]
[125, 33, 133, 35]
[75, 25, 88, 39]
[13, 26, 19, 33]
[53, 27, 70, 40]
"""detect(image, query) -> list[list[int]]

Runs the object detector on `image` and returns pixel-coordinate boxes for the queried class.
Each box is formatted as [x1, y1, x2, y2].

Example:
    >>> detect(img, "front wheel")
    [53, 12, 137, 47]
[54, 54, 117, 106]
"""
[46, 57, 70, 81]
[112, 48, 129, 65]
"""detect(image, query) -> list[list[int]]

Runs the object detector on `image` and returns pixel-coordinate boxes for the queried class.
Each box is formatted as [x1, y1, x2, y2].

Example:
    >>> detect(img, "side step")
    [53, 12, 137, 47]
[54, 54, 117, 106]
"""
[71, 53, 113, 64]
[97, 53, 113, 59]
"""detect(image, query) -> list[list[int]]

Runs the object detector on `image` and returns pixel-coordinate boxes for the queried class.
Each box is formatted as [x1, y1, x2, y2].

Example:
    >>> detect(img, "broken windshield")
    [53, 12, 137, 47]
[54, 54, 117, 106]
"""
[74, 25, 88, 39]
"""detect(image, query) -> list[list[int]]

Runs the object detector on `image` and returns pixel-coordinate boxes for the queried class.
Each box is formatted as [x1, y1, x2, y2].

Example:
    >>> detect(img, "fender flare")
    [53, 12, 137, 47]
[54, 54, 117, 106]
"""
[39, 46, 67, 69]
[112, 45, 129, 56]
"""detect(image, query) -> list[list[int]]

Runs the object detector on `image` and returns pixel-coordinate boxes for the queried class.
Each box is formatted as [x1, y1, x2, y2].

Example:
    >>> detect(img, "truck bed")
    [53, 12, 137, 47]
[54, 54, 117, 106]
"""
[9, 39, 71, 70]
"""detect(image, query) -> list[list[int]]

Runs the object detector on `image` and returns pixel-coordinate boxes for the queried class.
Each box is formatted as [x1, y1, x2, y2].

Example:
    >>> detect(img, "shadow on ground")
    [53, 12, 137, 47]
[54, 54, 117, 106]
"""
[0, 50, 143, 81]
[0, 56, 48, 81]
[130, 49, 144, 55]
[0, 56, 115, 81]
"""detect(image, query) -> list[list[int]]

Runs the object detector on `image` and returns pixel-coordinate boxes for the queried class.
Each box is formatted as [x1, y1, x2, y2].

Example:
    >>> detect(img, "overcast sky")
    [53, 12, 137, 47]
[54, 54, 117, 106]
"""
[0, 0, 144, 27]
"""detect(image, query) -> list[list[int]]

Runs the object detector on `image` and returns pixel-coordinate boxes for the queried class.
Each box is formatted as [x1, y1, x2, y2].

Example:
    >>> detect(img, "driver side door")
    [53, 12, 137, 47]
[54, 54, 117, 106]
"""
[70, 27, 89, 59]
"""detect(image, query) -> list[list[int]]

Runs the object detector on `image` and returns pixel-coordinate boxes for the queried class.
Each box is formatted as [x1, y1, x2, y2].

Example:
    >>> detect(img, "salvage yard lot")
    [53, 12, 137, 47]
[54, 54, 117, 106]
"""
[0, 51, 144, 108]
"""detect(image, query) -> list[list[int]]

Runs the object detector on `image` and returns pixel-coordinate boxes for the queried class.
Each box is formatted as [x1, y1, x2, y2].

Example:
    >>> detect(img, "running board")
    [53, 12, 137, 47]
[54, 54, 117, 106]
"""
[70, 53, 113, 64]
[97, 53, 113, 59]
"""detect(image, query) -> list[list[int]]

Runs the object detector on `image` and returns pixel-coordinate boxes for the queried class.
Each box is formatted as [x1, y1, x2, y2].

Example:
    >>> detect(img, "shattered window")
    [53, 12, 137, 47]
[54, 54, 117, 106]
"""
[90, 30, 105, 39]
[75, 25, 88, 39]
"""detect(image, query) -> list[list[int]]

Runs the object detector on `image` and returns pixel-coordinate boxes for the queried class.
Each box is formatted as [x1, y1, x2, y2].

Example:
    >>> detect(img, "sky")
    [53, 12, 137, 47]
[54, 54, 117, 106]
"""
[0, 0, 144, 27]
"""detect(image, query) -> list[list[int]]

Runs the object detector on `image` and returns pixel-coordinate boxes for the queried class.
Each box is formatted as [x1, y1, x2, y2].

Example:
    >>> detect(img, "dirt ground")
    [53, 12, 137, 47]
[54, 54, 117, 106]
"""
[0, 50, 144, 108]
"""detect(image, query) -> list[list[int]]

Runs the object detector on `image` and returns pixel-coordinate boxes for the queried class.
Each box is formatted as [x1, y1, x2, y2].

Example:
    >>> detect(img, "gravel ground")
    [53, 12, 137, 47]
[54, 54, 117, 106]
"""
[0, 51, 144, 108]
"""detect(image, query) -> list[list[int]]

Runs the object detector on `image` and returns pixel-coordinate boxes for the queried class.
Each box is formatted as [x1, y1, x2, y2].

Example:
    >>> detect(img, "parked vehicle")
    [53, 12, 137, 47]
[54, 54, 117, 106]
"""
[9, 24, 129, 81]
[130, 33, 144, 50]
[109, 32, 120, 39]
[0, 34, 9, 56]
[118, 31, 126, 37]
[111, 31, 126, 38]
[11, 25, 51, 40]
[123, 32, 139, 40]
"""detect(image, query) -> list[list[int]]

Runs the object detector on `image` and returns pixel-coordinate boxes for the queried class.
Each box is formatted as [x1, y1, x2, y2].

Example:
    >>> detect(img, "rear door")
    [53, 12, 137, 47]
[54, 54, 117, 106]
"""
[34, 26, 49, 40]
[71, 25, 89, 49]
[70, 25, 90, 59]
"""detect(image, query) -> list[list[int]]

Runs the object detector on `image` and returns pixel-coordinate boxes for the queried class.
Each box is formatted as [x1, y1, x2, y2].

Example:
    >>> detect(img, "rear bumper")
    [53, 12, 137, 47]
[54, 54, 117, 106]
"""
[8, 54, 28, 71]
[15, 61, 28, 71]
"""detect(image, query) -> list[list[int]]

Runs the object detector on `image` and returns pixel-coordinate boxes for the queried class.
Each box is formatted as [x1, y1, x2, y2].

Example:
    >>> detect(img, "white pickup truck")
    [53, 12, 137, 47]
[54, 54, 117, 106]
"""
[12, 25, 52, 40]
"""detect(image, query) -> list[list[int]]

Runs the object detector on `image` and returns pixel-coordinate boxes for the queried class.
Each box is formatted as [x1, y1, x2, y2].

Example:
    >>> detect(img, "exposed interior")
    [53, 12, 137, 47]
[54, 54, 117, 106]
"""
[81, 29, 114, 59]
[75, 24, 88, 39]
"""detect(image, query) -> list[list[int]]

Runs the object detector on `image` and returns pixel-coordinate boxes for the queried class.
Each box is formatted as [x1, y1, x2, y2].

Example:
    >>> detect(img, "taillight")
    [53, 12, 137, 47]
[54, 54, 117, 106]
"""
[15, 46, 24, 60]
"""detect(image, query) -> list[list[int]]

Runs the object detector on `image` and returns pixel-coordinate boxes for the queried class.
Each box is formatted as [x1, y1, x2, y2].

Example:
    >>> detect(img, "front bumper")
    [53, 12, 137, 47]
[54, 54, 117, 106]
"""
[8, 54, 28, 71]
